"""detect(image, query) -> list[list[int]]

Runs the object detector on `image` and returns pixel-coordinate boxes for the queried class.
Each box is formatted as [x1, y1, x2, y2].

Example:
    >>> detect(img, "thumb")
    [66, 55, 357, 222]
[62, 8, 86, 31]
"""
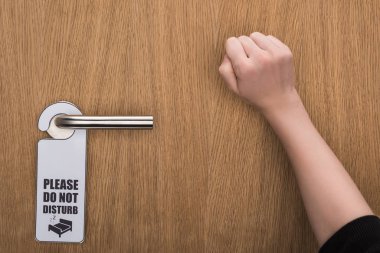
[219, 55, 239, 95]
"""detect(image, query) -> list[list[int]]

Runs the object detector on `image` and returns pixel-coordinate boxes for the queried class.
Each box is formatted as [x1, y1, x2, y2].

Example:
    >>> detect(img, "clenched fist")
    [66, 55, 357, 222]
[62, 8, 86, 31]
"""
[219, 32, 301, 115]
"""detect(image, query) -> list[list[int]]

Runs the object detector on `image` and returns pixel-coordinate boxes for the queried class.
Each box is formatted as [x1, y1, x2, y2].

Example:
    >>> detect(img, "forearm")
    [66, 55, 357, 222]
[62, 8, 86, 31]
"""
[219, 32, 374, 246]
[263, 91, 373, 246]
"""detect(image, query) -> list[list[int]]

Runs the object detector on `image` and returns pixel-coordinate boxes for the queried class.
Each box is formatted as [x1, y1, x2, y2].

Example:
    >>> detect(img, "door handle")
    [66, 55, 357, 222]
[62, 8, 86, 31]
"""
[55, 115, 153, 129]
[35, 101, 153, 243]
[45, 105, 153, 140]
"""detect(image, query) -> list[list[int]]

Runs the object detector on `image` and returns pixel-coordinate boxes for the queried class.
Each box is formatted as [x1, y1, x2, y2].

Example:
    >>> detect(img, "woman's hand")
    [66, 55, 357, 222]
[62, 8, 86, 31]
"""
[219, 32, 301, 116]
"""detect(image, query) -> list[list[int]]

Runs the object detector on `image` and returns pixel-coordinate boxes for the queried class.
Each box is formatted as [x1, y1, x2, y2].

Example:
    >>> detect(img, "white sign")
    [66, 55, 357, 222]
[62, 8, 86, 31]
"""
[36, 102, 87, 243]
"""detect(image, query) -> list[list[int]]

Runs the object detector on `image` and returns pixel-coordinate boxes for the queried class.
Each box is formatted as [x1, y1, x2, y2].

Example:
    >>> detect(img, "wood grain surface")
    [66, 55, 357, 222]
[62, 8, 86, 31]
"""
[1, 0, 379, 252]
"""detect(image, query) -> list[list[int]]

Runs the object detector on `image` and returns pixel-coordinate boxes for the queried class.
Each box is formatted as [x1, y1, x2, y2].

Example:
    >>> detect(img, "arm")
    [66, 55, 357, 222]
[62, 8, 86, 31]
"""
[218, 32, 373, 246]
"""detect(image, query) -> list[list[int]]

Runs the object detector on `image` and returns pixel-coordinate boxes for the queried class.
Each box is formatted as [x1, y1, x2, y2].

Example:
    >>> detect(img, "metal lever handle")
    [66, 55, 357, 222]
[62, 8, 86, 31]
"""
[55, 115, 154, 129]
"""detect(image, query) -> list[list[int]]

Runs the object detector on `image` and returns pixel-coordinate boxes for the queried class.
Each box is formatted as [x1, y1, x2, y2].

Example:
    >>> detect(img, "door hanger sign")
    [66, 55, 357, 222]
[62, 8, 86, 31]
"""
[36, 102, 87, 243]
[36, 101, 153, 243]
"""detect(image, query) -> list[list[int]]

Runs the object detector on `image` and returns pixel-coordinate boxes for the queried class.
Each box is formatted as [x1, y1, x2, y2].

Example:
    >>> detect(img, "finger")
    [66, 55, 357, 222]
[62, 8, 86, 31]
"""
[225, 37, 249, 65]
[249, 32, 276, 53]
[219, 55, 239, 94]
[267, 35, 287, 49]
[237, 35, 263, 58]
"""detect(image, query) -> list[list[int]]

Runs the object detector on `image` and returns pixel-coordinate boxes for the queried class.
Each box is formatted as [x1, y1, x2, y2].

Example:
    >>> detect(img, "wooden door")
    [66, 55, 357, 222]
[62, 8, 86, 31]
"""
[1, 0, 379, 252]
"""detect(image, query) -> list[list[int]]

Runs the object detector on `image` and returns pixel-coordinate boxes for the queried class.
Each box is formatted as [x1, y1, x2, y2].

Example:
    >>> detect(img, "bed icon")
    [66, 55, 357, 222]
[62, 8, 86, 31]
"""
[48, 219, 72, 237]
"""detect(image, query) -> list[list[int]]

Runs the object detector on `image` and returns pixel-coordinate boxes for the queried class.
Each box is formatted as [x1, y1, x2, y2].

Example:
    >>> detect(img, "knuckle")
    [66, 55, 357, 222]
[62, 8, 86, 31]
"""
[257, 52, 272, 66]
[234, 60, 251, 76]
[218, 65, 227, 74]
[250, 32, 260, 38]
[218, 66, 223, 74]
[226, 37, 236, 46]
[238, 35, 248, 41]
[276, 50, 293, 64]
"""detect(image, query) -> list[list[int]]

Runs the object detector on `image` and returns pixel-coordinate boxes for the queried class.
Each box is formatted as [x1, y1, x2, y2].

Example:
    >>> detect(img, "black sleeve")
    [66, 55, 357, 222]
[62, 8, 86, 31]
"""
[319, 215, 380, 253]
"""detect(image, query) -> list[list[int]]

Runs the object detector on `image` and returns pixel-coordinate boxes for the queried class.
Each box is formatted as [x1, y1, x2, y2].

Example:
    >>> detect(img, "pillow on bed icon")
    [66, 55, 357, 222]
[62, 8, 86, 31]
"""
[48, 219, 72, 237]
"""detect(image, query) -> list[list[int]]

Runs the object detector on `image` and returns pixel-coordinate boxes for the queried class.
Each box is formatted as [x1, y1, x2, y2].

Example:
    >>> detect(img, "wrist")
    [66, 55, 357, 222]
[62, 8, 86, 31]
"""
[261, 91, 315, 145]
[261, 90, 307, 124]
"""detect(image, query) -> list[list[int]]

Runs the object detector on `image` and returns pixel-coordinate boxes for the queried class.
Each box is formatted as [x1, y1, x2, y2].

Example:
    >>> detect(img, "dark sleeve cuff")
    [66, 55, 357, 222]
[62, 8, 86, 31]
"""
[319, 215, 380, 253]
